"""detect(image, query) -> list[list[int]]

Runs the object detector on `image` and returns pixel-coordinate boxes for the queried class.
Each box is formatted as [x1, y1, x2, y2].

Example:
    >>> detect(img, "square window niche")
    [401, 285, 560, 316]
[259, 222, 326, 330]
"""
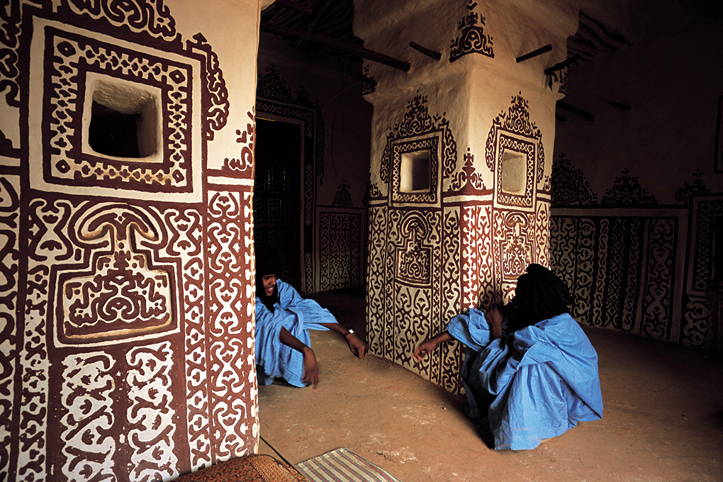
[500, 149, 526, 194]
[391, 136, 439, 205]
[400, 149, 431, 193]
[83, 73, 163, 162]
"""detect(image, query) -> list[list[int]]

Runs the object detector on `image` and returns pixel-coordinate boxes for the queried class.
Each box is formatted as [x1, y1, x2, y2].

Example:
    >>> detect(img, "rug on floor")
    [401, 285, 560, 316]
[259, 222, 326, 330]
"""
[295, 448, 402, 482]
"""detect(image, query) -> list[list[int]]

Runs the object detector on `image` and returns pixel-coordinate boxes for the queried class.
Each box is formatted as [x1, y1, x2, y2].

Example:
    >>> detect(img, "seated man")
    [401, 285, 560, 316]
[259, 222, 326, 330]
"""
[413, 264, 603, 450]
[255, 251, 365, 390]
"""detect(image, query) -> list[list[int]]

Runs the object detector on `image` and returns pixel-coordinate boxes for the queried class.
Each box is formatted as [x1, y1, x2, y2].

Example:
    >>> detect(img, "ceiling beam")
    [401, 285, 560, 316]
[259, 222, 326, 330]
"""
[261, 22, 411, 72]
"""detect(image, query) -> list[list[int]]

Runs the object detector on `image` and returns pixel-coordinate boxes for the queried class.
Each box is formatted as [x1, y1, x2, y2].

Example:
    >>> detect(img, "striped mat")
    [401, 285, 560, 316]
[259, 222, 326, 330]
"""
[295, 448, 402, 482]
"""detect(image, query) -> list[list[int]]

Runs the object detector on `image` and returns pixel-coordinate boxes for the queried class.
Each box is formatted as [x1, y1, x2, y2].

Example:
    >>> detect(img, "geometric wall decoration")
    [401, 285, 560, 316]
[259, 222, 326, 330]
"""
[0, 175, 19, 482]
[391, 136, 440, 205]
[675, 169, 710, 206]
[486, 93, 549, 296]
[683, 197, 723, 346]
[486, 93, 545, 212]
[368, 89, 553, 394]
[54, 203, 178, 346]
[601, 168, 657, 207]
[551, 168, 723, 349]
[380, 94, 458, 199]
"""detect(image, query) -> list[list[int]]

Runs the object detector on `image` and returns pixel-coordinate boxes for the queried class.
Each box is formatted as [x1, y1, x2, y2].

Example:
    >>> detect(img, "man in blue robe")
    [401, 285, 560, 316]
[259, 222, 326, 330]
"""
[413, 264, 603, 450]
[255, 252, 365, 389]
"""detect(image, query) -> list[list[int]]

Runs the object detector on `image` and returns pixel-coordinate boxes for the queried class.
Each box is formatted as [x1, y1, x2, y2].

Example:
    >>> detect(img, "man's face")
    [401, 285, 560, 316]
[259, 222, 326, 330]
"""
[261, 274, 277, 297]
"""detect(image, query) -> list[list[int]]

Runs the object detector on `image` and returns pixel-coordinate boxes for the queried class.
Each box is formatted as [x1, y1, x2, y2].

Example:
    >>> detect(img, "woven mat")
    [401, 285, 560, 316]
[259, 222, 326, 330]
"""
[295, 448, 402, 482]
[174, 454, 306, 481]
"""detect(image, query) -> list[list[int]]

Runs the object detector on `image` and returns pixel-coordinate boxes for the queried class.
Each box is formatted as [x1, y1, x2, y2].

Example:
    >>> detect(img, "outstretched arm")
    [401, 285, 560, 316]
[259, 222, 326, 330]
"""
[279, 327, 320, 390]
[485, 304, 504, 340]
[413, 331, 454, 362]
[321, 323, 366, 359]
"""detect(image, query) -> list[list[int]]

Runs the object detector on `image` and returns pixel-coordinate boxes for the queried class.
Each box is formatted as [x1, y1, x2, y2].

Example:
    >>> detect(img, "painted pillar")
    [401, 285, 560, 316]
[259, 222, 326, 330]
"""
[355, 0, 578, 391]
[0, 0, 262, 479]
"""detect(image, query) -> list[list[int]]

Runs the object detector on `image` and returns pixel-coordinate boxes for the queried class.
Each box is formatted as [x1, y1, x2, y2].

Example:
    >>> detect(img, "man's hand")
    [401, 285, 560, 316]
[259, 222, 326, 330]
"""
[301, 347, 320, 390]
[413, 339, 438, 362]
[413, 331, 454, 362]
[346, 333, 366, 359]
[485, 304, 504, 340]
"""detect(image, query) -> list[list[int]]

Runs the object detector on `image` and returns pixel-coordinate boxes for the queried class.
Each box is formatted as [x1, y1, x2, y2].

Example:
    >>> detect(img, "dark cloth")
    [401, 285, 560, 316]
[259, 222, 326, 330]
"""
[503, 263, 572, 331]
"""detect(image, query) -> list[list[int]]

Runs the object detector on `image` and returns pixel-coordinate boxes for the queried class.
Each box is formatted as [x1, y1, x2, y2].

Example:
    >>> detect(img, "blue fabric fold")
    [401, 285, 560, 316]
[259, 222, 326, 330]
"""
[255, 279, 337, 387]
[448, 309, 603, 450]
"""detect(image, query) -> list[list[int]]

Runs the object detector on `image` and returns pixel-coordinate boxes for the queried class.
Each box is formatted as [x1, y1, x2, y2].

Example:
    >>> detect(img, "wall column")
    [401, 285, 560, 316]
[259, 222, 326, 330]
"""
[355, 0, 578, 391]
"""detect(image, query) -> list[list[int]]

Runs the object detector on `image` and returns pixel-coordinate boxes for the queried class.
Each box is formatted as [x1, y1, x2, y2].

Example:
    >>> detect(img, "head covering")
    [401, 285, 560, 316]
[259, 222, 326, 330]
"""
[256, 247, 282, 279]
[503, 264, 572, 331]
[256, 247, 281, 311]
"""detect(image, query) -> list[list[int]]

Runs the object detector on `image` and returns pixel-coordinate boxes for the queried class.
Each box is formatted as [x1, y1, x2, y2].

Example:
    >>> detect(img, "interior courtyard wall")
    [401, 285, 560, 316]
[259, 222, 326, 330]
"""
[355, 0, 578, 392]
[551, 11, 723, 348]
[0, 0, 262, 479]
[256, 34, 372, 292]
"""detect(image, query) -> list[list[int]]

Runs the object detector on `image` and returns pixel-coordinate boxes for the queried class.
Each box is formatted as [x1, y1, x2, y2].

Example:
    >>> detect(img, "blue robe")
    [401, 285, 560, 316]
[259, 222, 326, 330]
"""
[255, 279, 337, 387]
[448, 309, 603, 450]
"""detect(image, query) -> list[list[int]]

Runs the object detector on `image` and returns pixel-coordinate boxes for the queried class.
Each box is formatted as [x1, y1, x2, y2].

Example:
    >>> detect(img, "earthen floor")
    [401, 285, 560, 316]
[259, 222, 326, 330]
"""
[257, 289, 723, 482]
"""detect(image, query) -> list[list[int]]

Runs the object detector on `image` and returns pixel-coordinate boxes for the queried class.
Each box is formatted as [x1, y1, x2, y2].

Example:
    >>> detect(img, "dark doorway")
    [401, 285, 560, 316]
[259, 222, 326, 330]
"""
[254, 117, 302, 288]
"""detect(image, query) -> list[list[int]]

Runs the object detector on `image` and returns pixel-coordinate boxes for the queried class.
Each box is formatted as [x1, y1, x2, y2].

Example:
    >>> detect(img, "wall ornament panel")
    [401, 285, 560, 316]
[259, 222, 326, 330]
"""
[450, 0, 494, 63]
[0, 175, 19, 482]
[601, 168, 657, 207]
[550, 153, 596, 206]
[368, 92, 464, 393]
[486, 93, 544, 212]
[381, 94, 457, 202]
[318, 209, 364, 291]
[28, 16, 204, 201]
[551, 213, 679, 343]
[7, 3, 258, 480]
[53, 202, 179, 346]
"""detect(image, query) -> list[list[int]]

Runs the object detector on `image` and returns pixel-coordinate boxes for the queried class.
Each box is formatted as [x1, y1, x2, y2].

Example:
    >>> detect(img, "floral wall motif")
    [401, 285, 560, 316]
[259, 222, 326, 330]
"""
[2, 1, 259, 480]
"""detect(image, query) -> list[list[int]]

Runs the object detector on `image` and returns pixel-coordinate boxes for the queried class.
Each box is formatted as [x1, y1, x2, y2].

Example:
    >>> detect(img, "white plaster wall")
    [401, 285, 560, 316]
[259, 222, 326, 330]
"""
[356, 0, 578, 197]
[173, 0, 262, 171]
[554, 14, 723, 203]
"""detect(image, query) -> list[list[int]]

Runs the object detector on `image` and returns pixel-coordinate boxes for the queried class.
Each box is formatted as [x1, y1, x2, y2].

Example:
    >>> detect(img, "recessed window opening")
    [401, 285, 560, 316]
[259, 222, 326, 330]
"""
[87, 80, 159, 159]
[501, 149, 526, 194]
[400, 149, 431, 193]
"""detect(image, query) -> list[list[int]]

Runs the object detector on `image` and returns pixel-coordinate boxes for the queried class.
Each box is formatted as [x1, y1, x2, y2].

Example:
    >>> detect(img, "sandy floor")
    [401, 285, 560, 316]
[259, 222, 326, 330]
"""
[257, 289, 723, 481]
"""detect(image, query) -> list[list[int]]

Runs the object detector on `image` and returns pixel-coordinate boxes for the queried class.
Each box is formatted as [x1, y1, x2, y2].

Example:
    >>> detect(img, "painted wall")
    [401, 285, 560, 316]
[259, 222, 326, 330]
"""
[0, 0, 262, 479]
[550, 5, 723, 348]
[356, 0, 578, 392]
[256, 34, 372, 293]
